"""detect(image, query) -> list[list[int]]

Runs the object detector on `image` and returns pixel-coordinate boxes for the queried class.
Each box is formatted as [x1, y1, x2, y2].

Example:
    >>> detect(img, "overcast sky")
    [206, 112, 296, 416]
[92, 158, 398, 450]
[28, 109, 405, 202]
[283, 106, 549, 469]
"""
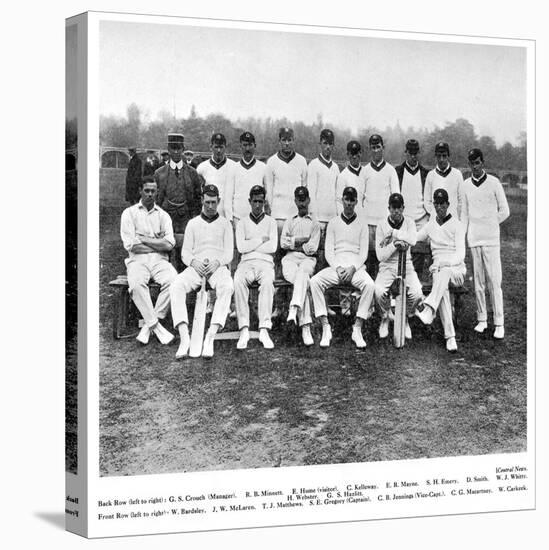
[99, 20, 527, 146]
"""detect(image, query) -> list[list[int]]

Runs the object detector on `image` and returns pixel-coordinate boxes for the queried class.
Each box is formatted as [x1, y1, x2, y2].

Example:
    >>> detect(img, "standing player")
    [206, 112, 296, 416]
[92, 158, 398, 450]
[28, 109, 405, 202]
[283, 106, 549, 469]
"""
[308, 129, 340, 228]
[374, 193, 423, 340]
[424, 141, 464, 219]
[281, 186, 321, 346]
[225, 131, 267, 228]
[196, 133, 236, 217]
[461, 148, 510, 339]
[363, 134, 400, 278]
[265, 127, 308, 231]
[234, 185, 278, 350]
[395, 139, 430, 278]
[415, 189, 466, 352]
[336, 140, 366, 218]
[169, 184, 234, 359]
[310, 186, 375, 349]
[155, 132, 204, 272]
[120, 178, 177, 345]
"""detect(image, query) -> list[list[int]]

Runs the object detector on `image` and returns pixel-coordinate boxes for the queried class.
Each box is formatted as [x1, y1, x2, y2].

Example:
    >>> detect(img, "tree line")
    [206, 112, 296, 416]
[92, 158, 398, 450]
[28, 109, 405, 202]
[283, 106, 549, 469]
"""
[90, 104, 527, 171]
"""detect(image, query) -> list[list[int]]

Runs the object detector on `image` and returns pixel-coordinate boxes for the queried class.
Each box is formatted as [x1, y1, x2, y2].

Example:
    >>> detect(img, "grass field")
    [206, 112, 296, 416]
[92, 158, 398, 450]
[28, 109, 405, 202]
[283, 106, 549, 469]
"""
[97, 196, 527, 476]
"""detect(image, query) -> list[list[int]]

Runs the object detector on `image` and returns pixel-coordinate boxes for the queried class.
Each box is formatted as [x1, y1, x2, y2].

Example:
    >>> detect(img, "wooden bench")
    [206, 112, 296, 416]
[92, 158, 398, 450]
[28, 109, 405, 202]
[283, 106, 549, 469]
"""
[108, 276, 468, 340]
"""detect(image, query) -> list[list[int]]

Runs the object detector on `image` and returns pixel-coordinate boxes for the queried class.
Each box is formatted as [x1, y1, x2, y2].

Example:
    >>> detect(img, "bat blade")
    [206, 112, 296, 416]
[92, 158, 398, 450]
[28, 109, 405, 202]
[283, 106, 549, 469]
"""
[393, 250, 407, 348]
[189, 278, 208, 357]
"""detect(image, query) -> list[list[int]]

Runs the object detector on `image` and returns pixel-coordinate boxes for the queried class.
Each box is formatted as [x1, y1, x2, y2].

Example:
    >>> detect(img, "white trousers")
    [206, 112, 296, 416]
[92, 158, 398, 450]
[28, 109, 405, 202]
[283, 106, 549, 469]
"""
[424, 265, 466, 338]
[126, 254, 177, 328]
[170, 265, 234, 329]
[310, 266, 375, 320]
[282, 253, 316, 326]
[470, 245, 504, 325]
[374, 262, 424, 316]
[234, 259, 275, 330]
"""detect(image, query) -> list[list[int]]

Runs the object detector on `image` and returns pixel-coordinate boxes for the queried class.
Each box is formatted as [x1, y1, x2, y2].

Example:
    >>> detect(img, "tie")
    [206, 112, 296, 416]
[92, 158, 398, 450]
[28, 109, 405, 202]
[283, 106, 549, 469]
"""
[175, 166, 179, 178]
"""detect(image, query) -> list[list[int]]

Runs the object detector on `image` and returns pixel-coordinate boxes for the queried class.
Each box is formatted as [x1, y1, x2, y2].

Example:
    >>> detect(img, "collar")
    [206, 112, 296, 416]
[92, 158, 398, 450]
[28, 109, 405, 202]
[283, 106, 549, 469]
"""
[249, 212, 265, 224]
[318, 154, 333, 169]
[209, 157, 227, 169]
[472, 171, 487, 187]
[294, 212, 312, 219]
[200, 212, 219, 223]
[347, 164, 362, 176]
[138, 200, 158, 212]
[436, 165, 452, 177]
[240, 157, 257, 170]
[404, 162, 420, 175]
[436, 213, 452, 226]
[341, 212, 357, 225]
[170, 159, 183, 170]
[277, 151, 296, 164]
[388, 216, 404, 230]
[370, 160, 386, 172]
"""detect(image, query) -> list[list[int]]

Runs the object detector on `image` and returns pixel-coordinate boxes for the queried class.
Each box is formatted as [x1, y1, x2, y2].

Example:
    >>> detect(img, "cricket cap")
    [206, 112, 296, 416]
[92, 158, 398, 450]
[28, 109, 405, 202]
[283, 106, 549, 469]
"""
[433, 188, 449, 204]
[203, 184, 219, 197]
[369, 134, 384, 147]
[467, 148, 484, 162]
[240, 131, 255, 143]
[320, 129, 335, 144]
[294, 186, 309, 199]
[211, 133, 226, 145]
[249, 184, 266, 198]
[405, 139, 420, 153]
[388, 192, 404, 208]
[435, 141, 450, 154]
[346, 140, 362, 154]
[279, 127, 294, 140]
[342, 186, 358, 200]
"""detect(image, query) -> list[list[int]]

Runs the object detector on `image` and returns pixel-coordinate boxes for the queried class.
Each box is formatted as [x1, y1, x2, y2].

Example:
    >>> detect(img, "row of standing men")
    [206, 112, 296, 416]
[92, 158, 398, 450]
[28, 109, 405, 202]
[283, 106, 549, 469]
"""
[120, 129, 510, 357]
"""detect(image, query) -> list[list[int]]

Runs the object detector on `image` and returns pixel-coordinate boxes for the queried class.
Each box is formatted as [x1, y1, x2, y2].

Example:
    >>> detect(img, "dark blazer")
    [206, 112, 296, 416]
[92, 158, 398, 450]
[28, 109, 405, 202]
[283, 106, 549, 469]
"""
[395, 162, 429, 192]
[125, 154, 143, 204]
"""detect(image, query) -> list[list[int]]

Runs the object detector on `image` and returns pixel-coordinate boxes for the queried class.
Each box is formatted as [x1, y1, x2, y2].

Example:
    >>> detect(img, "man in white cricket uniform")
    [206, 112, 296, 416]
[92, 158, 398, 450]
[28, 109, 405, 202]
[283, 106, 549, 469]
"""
[363, 134, 400, 278]
[336, 140, 366, 218]
[281, 186, 321, 346]
[234, 185, 278, 350]
[265, 127, 308, 232]
[120, 178, 177, 345]
[196, 133, 236, 217]
[375, 193, 423, 340]
[169, 184, 234, 359]
[310, 186, 375, 349]
[461, 148, 510, 339]
[394, 139, 430, 279]
[415, 188, 466, 352]
[424, 141, 464, 220]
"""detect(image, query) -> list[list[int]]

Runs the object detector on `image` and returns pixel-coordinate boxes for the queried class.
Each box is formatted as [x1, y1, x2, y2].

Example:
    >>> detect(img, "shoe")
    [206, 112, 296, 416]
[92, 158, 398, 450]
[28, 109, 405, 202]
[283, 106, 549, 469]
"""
[259, 329, 274, 349]
[446, 337, 457, 352]
[236, 328, 250, 350]
[228, 309, 237, 319]
[136, 325, 150, 345]
[176, 331, 190, 359]
[302, 325, 314, 346]
[153, 322, 174, 345]
[416, 305, 434, 325]
[206, 291, 214, 314]
[320, 325, 332, 348]
[271, 307, 281, 319]
[378, 316, 389, 339]
[405, 320, 412, 340]
[474, 321, 487, 333]
[351, 327, 367, 349]
[287, 306, 297, 324]
[202, 330, 215, 358]
[494, 325, 505, 339]
[327, 307, 337, 317]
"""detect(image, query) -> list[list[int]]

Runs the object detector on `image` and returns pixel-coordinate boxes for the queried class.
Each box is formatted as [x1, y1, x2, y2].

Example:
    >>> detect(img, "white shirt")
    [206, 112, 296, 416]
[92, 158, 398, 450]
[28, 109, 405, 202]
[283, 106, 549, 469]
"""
[225, 158, 267, 221]
[363, 160, 399, 226]
[307, 156, 340, 223]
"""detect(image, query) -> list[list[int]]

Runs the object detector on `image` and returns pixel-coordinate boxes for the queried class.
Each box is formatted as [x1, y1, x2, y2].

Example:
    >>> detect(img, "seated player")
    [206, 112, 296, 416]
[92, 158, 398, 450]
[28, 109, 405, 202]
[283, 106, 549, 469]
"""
[169, 184, 234, 359]
[415, 188, 466, 352]
[310, 186, 375, 348]
[375, 193, 423, 340]
[234, 185, 278, 350]
[120, 177, 177, 345]
[280, 186, 321, 346]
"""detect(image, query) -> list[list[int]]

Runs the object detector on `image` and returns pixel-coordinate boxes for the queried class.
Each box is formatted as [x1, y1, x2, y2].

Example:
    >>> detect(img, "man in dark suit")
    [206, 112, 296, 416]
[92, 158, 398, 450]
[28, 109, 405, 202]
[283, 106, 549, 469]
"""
[155, 133, 204, 271]
[395, 139, 430, 279]
[125, 147, 143, 204]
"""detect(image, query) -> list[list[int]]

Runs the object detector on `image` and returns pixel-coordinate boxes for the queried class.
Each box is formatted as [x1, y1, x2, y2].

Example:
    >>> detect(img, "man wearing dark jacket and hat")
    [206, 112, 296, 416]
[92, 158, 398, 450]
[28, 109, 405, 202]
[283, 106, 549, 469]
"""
[155, 133, 204, 271]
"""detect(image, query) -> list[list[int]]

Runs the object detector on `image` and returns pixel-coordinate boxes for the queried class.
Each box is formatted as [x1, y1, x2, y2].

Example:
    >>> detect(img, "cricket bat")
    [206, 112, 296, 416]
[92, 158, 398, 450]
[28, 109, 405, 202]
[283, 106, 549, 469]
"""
[393, 249, 407, 348]
[189, 261, 209, 357]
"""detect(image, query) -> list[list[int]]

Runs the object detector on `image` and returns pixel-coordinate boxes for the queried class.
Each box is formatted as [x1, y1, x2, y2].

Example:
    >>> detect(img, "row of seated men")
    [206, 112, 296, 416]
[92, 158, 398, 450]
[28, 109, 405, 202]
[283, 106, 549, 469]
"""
[120, 177, 468, 359]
